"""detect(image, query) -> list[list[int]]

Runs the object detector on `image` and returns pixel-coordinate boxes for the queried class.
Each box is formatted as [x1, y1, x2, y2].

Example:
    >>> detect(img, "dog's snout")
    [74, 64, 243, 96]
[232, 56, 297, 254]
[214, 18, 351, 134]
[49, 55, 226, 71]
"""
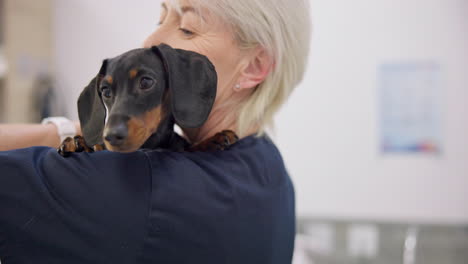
[104, 123, 128, 146]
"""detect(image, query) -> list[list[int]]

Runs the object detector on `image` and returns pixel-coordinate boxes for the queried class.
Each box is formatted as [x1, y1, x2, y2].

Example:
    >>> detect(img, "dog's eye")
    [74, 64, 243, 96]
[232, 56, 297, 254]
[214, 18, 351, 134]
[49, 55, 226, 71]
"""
[101, 86, 112, 98]
[140, 77, 155, 90]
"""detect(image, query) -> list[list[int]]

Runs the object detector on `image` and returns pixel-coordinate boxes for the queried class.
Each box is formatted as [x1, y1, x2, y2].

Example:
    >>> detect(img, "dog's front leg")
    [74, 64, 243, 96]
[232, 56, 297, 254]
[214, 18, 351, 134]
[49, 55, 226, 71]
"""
[58, 136, 105, 157]
[188, 130, 239, 152]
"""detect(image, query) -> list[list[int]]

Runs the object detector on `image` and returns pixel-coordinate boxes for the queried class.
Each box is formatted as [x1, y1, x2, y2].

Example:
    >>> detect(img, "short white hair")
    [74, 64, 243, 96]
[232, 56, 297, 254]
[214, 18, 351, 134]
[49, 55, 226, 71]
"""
[170, 0, 311, 137]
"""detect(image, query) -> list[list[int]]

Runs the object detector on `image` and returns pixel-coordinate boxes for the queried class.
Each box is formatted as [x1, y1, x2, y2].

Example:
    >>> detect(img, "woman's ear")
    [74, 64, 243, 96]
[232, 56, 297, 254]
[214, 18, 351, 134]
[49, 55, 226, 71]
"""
[237, 47, 273, 90]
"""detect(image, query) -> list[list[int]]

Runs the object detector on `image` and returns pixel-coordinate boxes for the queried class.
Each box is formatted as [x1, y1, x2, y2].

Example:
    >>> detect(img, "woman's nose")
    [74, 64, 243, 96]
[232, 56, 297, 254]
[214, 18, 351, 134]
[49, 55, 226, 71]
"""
[143, 27, 172, 48]
[143, 30, 161, 48]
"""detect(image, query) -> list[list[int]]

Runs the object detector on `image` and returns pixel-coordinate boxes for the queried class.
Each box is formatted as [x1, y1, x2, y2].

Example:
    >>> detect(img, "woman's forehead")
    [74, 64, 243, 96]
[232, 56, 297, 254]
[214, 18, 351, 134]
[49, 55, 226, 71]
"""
[164, 0, 220, 25]
[163, 0, 199, 12]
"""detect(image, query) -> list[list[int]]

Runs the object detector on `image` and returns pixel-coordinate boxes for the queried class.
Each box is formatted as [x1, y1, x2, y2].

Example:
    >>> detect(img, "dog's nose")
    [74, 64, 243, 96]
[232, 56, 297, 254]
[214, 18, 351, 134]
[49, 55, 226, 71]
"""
[104, 123, 128, 146]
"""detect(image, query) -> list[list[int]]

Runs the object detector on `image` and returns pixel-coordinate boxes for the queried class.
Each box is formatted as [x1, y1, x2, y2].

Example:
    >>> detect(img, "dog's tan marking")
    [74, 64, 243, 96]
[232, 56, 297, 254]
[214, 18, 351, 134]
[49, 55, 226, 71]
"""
[129, 69, 138, 79]
[144, 106, 164, 134]
[105, 75, 113, 84]
[105, 106, 163, 152]
[93, 144, 104, 151]
[60, 137, 76, 152]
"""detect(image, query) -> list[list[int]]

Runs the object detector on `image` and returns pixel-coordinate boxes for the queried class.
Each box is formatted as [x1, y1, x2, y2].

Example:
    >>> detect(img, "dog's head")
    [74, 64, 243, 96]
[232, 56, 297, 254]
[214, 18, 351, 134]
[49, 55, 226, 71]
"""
[77, 44, 217, 152]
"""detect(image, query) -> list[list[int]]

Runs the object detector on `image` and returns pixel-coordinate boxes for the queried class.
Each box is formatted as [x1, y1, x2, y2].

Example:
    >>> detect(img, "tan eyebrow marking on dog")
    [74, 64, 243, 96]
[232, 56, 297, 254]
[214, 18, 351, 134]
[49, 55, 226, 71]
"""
[129, 69, 138, 79]
[105, 76, 113, 84]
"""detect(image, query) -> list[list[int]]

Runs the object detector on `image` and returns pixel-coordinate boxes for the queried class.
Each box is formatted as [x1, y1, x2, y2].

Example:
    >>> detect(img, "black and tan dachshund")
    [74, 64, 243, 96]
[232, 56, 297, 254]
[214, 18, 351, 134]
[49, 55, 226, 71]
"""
[58, 43, 238, 157]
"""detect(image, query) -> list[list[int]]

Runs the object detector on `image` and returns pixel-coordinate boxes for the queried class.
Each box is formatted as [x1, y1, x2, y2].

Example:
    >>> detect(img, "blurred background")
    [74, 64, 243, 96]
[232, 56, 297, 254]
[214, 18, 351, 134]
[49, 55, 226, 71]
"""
[0, 0, 467, 263]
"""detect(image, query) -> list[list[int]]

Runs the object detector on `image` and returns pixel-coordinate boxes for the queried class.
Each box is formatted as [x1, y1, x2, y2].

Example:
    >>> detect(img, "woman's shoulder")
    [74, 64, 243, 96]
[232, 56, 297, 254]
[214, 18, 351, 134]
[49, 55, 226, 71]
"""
[137, 134, 295, 263]
[0, 133, 292, 210]
[143, 133, 290, 187]
[0, 133, 288, 186]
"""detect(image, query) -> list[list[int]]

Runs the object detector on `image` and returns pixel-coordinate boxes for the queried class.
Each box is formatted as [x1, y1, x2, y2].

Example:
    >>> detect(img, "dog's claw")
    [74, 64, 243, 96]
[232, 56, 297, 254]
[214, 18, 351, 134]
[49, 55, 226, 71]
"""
[58, 135, 95, 157]
[189, 130, 239, 152]
[93, 144, 105, 151]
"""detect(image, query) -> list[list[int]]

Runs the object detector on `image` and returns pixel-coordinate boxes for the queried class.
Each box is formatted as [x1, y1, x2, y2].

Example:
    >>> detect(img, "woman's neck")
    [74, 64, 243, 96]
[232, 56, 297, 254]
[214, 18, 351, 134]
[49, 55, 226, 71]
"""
[182, 107, 258, 144]
[182, 107, 236, 144]
[182, 85, 260, 144]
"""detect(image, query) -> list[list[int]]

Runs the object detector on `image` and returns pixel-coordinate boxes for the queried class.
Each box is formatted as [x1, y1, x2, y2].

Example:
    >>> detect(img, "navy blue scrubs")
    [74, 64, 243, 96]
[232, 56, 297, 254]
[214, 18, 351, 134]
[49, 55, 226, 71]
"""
[0, 135, 295, 264]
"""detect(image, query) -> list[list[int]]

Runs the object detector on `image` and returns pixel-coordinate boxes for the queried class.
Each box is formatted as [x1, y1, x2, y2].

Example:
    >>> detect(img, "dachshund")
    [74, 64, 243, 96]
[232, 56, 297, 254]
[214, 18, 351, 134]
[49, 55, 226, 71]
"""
[58, 44, 238, 157]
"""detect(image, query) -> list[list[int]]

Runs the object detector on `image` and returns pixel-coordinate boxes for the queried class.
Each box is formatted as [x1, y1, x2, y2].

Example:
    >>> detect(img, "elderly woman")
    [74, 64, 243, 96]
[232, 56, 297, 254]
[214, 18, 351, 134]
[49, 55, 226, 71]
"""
[0, 0, 310, 263]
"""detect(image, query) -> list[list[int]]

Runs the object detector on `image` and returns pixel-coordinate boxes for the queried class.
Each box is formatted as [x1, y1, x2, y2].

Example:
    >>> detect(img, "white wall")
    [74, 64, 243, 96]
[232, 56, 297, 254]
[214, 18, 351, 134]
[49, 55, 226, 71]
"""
[53, 0, 160, 117]
[53, 0, 468, 224]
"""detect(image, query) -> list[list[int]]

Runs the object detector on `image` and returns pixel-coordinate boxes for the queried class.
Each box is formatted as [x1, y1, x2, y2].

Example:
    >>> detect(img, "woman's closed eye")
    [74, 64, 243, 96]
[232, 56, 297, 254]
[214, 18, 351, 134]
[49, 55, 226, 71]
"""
[179, 27, 194, 37]
[155, 3, 202, 39]
[178, 16, 200, 38]
[157, 16, 196, 38]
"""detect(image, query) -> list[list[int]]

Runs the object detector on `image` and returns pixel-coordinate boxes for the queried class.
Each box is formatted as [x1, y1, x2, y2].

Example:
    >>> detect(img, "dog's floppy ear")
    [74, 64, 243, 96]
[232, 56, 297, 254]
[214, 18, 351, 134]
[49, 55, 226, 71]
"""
[77, 60, 108, 147]
[152, 44, 217, 128]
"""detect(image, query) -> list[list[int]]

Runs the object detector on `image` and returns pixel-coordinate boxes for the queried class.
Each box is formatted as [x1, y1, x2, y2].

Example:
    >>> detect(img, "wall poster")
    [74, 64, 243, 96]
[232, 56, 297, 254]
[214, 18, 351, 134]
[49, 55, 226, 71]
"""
[378, 62, 442, 154]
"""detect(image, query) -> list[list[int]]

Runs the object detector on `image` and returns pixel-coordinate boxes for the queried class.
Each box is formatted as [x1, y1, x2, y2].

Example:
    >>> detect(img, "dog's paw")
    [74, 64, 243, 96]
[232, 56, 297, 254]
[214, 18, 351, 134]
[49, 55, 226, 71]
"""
[58, 135, 94, 157]
[189, 130, 239, 152]
[93, 144, 105, 151]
